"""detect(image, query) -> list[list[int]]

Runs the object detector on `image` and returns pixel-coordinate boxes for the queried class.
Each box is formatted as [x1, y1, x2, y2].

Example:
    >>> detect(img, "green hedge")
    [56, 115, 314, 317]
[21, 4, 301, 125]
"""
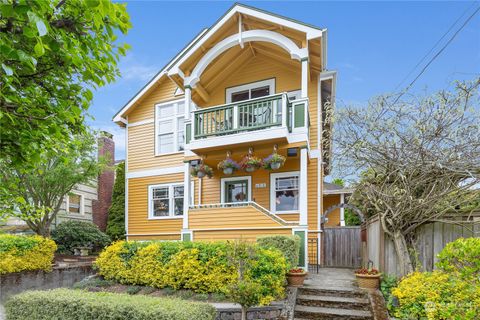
[257, 235, 300, 268]
[95, 240, 286, 304]
[5, 288, 217, 320]
[51, 220, 110, 254]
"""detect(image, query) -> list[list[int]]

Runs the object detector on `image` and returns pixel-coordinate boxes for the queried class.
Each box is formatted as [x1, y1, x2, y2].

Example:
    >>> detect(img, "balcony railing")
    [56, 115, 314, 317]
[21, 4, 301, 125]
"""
[192, 93, 288, 139]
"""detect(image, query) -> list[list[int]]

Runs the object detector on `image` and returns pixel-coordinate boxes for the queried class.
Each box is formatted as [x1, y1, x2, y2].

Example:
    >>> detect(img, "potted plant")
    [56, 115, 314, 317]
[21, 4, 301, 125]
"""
[263, 153, 286, 170]
[355, 261, 381, 289]
[217, 158, 240, 175]
[286, 267, 308, 287]
[240, 155, 262, 173]
[190, 163, 213, 179]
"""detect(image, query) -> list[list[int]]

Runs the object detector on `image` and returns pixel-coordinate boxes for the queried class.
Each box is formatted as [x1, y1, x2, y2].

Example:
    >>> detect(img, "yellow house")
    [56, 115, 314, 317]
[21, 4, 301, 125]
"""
[113, 4, 337, 268]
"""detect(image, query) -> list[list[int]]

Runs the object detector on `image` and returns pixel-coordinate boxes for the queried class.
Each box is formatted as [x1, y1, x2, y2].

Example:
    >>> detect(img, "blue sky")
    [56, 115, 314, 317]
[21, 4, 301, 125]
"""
[89, 1, 480, 160]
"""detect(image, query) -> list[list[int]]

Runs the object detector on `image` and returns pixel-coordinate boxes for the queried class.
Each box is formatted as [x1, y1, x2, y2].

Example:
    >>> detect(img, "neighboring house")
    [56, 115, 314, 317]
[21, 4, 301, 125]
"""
[1, 132, 115, 233]
[322, 182, 353, 227]
[113, 4, 336, 268]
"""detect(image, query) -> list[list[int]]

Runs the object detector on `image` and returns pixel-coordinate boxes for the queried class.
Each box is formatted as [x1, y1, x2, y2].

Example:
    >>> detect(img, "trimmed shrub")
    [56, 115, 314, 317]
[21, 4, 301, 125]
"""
[0, 234, 56, 274]
[257, 235, 300, 268]
[95, 240, 287, 304]
[436, 237, 480, 281]
[51, 220, 110, 254]
[106, 162, 126, 240]
[5, 288, 216, 320]
[392, 271, 479, 320]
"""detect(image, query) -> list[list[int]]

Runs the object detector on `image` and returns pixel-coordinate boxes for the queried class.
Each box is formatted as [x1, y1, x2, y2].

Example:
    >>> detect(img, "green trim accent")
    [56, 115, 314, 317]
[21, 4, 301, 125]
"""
[182, 233, 191, 241]
[184, 85, 192, 89]
[186, 123, 192, 144]
[294, 103, 305, 128]
[294, 230, 306, 267]
[300, 57, 309, 62]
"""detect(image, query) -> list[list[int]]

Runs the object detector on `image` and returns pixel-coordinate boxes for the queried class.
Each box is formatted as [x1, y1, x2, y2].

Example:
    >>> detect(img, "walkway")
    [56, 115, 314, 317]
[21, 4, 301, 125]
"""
[294, 268, 373, 319]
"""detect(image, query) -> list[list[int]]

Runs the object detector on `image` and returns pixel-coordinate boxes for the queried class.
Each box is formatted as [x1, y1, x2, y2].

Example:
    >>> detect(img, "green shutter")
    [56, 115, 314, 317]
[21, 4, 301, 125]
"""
[185, 123, 192, 144]
[294, 230, 306, 267]
[294, 103, 305, 128]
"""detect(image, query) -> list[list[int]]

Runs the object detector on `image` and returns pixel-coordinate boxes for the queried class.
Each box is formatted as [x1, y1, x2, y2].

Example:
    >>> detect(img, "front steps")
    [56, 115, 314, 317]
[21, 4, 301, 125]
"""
[294, 286, 373, 320]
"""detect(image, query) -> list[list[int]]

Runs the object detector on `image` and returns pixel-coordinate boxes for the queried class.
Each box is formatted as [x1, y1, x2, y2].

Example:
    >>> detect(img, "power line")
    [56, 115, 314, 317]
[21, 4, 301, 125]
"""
[394, 2, 478, 91]
[392, 4, 480, 105]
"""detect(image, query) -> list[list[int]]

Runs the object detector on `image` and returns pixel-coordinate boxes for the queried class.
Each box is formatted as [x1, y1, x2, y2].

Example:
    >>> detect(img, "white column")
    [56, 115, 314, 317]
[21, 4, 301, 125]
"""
[184, 86, 192, 120]
[340, 193, 345, 226]
[299, 147, 308, 226]
[183, 162, 191, 229]
[281, 94, 287, 127]
[301, 58, 309, 98]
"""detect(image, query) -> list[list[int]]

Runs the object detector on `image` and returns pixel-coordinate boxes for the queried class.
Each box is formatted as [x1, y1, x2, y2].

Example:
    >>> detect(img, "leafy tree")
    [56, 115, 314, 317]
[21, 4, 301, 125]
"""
[0, 132, 105, 237]
[106, 161, 125, 240]
[334, 79, 480, 276]
[0, 0, 130, 169]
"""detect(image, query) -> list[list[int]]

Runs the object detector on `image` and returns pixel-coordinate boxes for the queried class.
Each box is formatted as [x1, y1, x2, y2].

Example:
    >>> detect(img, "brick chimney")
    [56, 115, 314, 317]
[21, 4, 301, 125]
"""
[92, 131, 115, 231]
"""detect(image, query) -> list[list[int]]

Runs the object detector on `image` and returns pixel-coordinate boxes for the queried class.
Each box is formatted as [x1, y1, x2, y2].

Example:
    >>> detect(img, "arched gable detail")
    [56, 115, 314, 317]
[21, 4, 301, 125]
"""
[184, 29, 308, 87]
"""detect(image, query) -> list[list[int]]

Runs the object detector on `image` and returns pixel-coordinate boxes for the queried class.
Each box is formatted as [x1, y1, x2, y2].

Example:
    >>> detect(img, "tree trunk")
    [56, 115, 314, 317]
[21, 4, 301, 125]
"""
[392, 230, 414, 276]
[241, 306, 247, 320]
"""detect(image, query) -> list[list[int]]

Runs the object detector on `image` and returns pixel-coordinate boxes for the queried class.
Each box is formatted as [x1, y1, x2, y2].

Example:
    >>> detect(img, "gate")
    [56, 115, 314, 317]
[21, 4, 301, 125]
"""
[308, 237, 319, 273]
[323, 227, 362, 268]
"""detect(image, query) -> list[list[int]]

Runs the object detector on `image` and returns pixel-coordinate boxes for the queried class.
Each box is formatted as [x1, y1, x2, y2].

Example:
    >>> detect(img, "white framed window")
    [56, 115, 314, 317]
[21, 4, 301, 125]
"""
[220, 176, 252, 204]
[226, 79, 276, 103]
[155, 99, 185, 155]
[270, 172, 300, 213]
[67, 193, 84, 215]
[148, 183, 184, 219]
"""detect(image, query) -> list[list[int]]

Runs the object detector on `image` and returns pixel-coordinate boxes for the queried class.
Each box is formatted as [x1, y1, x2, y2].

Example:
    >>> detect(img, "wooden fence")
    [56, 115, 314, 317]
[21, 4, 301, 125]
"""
[366, 214, 480, 276]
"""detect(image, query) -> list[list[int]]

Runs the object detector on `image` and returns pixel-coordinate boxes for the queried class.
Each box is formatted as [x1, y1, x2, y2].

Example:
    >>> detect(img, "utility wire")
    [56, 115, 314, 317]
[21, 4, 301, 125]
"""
[392, 5, 480, 105]
[394, 2, 478, 91]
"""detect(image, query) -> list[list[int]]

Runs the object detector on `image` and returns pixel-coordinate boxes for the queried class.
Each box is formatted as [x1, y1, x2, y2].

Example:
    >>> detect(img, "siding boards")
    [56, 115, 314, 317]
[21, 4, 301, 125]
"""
[194, 228, 292, 241]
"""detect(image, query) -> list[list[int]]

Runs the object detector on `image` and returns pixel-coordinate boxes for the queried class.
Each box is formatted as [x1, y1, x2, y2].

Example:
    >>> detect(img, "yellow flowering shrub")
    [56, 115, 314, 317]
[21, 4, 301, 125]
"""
[95, 240, 286, 301]
[0, 234, 57, 274]
[392, 271, 480, 319]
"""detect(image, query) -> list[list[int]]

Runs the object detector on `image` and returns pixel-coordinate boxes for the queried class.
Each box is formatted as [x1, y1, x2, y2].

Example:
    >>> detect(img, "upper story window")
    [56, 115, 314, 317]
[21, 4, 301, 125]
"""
[148, 183, 184, 219]
[226, 79, 275, 103]
[68, 193, 83, 215]
[155, 100, 185, 155]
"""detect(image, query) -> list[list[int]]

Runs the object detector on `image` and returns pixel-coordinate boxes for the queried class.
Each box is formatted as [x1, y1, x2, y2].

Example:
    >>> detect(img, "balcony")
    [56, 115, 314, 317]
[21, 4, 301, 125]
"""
[185, 93, 309, 152]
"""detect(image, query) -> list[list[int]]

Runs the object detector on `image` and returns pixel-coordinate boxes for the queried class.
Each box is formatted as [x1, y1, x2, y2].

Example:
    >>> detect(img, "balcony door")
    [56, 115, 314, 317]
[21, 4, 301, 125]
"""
[226, 79, 275, 103]
[221, 176, 252, 204]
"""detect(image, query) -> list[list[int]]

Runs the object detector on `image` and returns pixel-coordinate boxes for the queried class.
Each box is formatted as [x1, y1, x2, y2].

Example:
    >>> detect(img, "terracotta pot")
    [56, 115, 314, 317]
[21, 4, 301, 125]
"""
[286, 271, 308, 287]
[355, 273, 381, 289]
[270, 162, 281, 170]
[223, 167, 234, 175]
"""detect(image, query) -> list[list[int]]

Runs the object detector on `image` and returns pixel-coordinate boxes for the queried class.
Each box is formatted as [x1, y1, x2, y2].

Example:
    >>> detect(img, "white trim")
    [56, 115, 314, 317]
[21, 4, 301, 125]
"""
[220, 176, 252, 203]
[125, 122, 129, 237]
[127, 119, 154, 128]
[270, 171, 300, 214]
[226, 79, 276, 103]
[299, 148, 308, 226]
[323, 189, 354, 195]
[310, 149, 320, 159]
[185, 29, 308, 87]
[154, 99, 185, 156]
[191, 226, 293, 232]
[340, 193, 346, 226]
[66, 192, 84, 215]
[317, 76, 322, 263]
[113, 29, 208, 123]
[126, 232, 181, 236]
[301, 59, 309, 98]
[183, 162, 191, 229]
[126, 166, 184, 179]
[148, 182, 185, 220]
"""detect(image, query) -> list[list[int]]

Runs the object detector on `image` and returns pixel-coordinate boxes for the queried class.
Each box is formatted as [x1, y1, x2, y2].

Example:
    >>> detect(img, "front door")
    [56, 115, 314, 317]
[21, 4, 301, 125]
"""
[224, 179, 249, 203]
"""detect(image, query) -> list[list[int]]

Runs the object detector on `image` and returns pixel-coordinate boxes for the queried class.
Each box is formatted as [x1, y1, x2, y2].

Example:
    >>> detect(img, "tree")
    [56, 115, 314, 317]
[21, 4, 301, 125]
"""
[334, 79, 480, 276]
[0, 132, 104, 237]
[106, 161, 125, 240]
[0, 0, 130, 170]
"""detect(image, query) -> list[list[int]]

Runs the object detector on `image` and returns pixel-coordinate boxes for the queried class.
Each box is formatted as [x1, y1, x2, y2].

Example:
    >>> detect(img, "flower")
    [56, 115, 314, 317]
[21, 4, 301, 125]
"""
[217, 158, 240, 170]
[262, 153, 286, 170]
[190, 163, 213, 178]
[355, 267, 380, 275]
[239, 155, 262, 170]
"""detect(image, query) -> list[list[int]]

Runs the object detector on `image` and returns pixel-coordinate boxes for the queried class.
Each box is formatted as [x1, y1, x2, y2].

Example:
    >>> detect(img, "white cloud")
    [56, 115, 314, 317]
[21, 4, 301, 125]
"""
[118, 54, 159, 83]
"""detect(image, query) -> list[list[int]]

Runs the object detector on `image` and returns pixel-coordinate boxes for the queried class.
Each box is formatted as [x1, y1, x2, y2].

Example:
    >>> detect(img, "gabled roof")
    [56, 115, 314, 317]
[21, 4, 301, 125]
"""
[323, 182, 353, 195]
[113, 3, 326, 125]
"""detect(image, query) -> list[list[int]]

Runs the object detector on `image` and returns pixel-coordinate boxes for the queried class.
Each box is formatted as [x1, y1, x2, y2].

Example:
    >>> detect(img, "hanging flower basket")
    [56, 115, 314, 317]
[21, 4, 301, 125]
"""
[240, 155, 262, 173]
[190, 163, 213, 179]
[263, 153, 286, 170]
[217, 158, 240, 175]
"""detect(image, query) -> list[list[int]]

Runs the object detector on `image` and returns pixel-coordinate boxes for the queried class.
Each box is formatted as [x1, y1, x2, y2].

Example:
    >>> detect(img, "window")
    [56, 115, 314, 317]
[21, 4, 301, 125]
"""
[148, 183, 184, 219]
[270, 172, 300, 213]
[226, 79, 275, 103]
[221, 176, 252, 204]
[68, 193, 83, 214]
[155, 100, 185, 155]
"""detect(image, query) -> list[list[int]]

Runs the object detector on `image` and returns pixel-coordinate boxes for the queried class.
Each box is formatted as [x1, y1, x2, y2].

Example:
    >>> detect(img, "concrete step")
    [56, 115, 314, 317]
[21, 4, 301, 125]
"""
[299, 286, 368, 299]
[297, 294, 370, 311]
[294, 305, 373, 320]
